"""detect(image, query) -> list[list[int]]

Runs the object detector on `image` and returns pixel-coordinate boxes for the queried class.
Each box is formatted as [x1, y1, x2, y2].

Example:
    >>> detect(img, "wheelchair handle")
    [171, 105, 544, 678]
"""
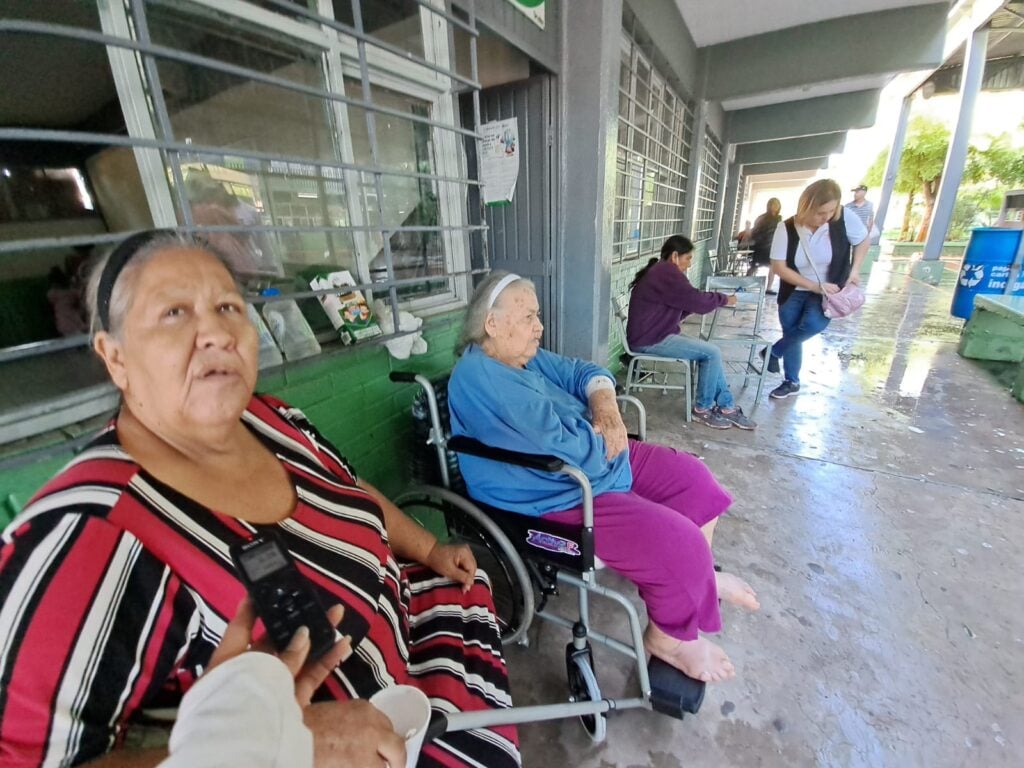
[388, 371, 419, 383]
[447, 435, 565, 474]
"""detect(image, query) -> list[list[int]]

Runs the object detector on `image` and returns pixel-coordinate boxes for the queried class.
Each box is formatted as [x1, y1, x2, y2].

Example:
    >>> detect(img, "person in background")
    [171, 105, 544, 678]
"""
[746, 198, 783, 294]
[764, 179, 869, 399]
[845, 184, 876, 244]
[627, 235, 756, 430]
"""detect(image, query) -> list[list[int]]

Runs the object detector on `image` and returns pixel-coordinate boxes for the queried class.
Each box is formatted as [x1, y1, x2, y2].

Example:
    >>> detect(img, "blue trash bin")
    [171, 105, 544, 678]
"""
[950, 228, 1024, 319]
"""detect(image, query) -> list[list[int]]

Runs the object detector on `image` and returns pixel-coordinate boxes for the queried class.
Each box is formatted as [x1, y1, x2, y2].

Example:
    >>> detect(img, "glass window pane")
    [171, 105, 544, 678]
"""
[344, 80, 446, 301]
[332, 0, 425, 60]
[146, 0, 359, 282]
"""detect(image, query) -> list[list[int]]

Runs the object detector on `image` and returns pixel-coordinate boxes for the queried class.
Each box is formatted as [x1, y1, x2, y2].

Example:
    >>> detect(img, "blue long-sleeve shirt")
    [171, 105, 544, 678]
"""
[447, 346, 632, 515]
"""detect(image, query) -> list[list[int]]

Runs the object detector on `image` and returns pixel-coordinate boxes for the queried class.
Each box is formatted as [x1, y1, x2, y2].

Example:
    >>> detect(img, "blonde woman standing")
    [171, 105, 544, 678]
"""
[764, 180, 869, 399]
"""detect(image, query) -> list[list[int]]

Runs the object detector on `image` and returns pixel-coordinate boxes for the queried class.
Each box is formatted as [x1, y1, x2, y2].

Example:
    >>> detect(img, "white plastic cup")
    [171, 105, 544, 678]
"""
[369, 685, 431, 768]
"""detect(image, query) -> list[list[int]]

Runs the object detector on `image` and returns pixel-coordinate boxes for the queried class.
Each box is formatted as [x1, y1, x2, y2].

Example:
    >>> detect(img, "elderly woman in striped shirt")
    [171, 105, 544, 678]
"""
[0, 231, 520, 768]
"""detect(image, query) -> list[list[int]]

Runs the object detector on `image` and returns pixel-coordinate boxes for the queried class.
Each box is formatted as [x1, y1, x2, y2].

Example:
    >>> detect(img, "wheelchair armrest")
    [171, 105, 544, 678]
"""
[447, 435, 565, 473]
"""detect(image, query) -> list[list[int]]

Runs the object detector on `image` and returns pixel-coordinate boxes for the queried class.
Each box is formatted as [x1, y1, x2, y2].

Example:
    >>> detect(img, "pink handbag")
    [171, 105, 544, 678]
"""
[797, 229, 865, 318]
[819, 283, 865, 318]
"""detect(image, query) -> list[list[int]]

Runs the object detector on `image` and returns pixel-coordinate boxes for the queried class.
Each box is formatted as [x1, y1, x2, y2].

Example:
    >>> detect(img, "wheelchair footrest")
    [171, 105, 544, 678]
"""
[648, 657, 706, 718]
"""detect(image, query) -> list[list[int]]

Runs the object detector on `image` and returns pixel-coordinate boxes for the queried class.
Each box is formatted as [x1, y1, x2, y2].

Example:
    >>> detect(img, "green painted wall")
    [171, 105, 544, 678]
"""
[0, 315, 464, 529]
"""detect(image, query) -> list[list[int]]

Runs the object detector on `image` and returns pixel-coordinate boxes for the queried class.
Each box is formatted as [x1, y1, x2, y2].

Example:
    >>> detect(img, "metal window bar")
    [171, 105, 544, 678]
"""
[612, 23, 694, 265]
[127, 0, 193, 229]
[0, 223, 489, 256]
[0, 128, 481, 189]
[0, 20, 483, 142]
[0, 0, 484, 363]
[257, 0, 481, 90]
[350, 0, 403, 334]
[694, 130, 722, 242]
[617, 84, 695, 152]
[0, 266, 493, 365]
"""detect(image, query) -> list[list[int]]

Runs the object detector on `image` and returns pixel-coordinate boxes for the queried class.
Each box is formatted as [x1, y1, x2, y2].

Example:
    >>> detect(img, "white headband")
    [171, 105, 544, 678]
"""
[485, 273, 522, 311]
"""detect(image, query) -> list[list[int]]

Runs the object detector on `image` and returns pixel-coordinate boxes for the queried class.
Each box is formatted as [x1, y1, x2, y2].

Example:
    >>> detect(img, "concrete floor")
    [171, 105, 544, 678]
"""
[507, 263, 1024, 768]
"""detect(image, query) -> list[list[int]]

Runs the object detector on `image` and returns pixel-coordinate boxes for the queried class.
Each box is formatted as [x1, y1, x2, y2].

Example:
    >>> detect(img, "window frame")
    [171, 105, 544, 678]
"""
[612, 27, 695, 265]
[693, 128, 722, 243]
[0, 0, 484, 447]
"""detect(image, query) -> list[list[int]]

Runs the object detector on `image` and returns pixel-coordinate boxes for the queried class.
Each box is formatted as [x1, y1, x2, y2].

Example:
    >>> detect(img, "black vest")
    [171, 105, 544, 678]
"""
[778, 215, 852, 306]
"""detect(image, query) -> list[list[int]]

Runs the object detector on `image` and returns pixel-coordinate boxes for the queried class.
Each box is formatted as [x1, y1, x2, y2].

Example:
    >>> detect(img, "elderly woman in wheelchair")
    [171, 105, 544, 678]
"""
[445, 272, 759, 684]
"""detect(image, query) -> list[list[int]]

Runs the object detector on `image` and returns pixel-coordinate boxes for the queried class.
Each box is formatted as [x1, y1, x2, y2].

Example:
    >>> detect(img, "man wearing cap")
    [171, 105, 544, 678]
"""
[846, 185, 876, 244]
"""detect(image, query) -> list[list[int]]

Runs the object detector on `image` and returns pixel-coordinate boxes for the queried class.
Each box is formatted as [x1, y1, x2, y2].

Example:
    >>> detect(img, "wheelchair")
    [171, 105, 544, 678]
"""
[390, 371, 705, 743]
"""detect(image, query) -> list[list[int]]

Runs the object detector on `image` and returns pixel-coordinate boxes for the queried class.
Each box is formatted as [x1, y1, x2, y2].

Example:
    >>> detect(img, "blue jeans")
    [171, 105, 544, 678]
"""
[771, 290, 830, 384]
[635, 335, 734, 411]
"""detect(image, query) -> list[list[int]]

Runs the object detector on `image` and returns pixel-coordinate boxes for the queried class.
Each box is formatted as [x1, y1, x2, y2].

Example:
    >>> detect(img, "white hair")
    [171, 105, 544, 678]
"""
[456, 271, 535, 355]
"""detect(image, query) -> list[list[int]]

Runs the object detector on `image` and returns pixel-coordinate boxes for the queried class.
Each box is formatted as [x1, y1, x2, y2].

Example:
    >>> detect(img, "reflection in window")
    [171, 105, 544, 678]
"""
[147, 0, 356, 282]
[332, 0, 425, 60]
[345, 80, 447, 300]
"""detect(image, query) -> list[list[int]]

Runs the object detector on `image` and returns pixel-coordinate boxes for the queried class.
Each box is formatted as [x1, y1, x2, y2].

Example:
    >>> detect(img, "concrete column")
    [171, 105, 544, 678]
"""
[710, 146, 731, 253]
[875, 93, 913, 236]
[719, 155, 741, 255]
[916, 25, 989, 284]
[685, 100, 709, 237]
[556, 0, 622, 361]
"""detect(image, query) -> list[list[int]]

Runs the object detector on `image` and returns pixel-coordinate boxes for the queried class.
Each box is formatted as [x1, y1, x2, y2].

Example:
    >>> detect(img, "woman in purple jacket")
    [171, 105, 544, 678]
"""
[626, 235, 756, 430]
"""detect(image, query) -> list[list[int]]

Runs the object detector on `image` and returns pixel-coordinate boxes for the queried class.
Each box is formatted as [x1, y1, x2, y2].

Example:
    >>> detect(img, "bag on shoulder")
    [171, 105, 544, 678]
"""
[795, 227, 865, 319]
[820, 282, 865, 318]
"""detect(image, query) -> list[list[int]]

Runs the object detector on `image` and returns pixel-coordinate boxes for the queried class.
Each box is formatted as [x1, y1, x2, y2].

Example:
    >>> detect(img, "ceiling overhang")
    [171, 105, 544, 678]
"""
[735, 133, 848, 166]
[703, 3, 950, 108]
[728, 89, 882, 145]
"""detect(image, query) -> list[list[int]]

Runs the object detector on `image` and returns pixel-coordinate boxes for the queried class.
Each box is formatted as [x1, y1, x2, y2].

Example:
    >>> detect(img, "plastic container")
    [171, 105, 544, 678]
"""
[246, 303, 283, 369]
[950, 228, 1024, 319]
[260, 288, 322, 361]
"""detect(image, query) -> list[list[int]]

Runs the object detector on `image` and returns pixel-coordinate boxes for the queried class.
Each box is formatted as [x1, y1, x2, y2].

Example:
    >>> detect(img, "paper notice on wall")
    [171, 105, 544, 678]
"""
[480, 118, 519, 206]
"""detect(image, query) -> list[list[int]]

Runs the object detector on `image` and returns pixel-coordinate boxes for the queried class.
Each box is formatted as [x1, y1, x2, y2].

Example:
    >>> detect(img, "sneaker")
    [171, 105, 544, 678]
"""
[717, 406, 756, 430]
[691, 407, 732, 429]
[770, 380, 801, 399]
[759, 347, 780, 374]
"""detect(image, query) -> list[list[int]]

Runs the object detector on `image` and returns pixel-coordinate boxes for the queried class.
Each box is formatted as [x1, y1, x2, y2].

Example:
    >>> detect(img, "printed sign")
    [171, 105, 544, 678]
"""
[506, 0, 544, 29]
[479, 118, 520, 206]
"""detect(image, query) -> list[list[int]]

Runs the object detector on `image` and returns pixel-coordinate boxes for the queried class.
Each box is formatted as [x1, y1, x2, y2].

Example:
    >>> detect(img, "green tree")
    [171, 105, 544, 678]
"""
[865, 116, 954, 241]
[976, 131, 1024, 189]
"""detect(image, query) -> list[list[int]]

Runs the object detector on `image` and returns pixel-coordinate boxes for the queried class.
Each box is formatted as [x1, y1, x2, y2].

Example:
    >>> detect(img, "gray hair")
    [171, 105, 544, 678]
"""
[86, 232, 241, 339]
[456, 271, 536, 355]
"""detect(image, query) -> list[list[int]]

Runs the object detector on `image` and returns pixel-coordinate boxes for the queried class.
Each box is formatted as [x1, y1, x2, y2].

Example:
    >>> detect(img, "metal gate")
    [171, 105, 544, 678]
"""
[466, 75, 558, 350]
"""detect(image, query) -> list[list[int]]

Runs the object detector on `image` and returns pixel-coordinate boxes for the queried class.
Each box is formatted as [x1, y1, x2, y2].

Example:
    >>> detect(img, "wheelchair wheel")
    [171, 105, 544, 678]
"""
[567, 650, 607, 743]
[394, 486, 534, 646]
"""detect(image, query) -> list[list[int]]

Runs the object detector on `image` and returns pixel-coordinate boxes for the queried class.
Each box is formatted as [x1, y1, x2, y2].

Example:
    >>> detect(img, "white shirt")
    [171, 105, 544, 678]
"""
[769, 207, 868, 291]
[160, 654, 313, 768]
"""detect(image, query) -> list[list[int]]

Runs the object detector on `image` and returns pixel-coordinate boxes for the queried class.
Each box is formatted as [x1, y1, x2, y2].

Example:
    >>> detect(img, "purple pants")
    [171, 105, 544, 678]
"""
[543, 440, 732, 641]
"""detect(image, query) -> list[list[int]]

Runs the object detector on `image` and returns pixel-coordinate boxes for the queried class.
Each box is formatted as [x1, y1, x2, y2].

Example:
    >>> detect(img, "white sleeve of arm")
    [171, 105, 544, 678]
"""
[584, 376, 616, 398]
[161, 654, 313, 768]
[844, 207, 868, 246]
[768, 223, 788, 262]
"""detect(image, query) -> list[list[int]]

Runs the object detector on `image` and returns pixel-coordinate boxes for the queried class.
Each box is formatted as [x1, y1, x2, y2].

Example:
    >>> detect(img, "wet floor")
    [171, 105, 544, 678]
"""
[508, 261, 1024, 767]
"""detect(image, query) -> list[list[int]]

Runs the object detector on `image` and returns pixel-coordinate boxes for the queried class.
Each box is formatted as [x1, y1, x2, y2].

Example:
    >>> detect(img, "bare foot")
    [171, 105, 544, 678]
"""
[716, 571, 760, 611]
[643, 623, 735, 683]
